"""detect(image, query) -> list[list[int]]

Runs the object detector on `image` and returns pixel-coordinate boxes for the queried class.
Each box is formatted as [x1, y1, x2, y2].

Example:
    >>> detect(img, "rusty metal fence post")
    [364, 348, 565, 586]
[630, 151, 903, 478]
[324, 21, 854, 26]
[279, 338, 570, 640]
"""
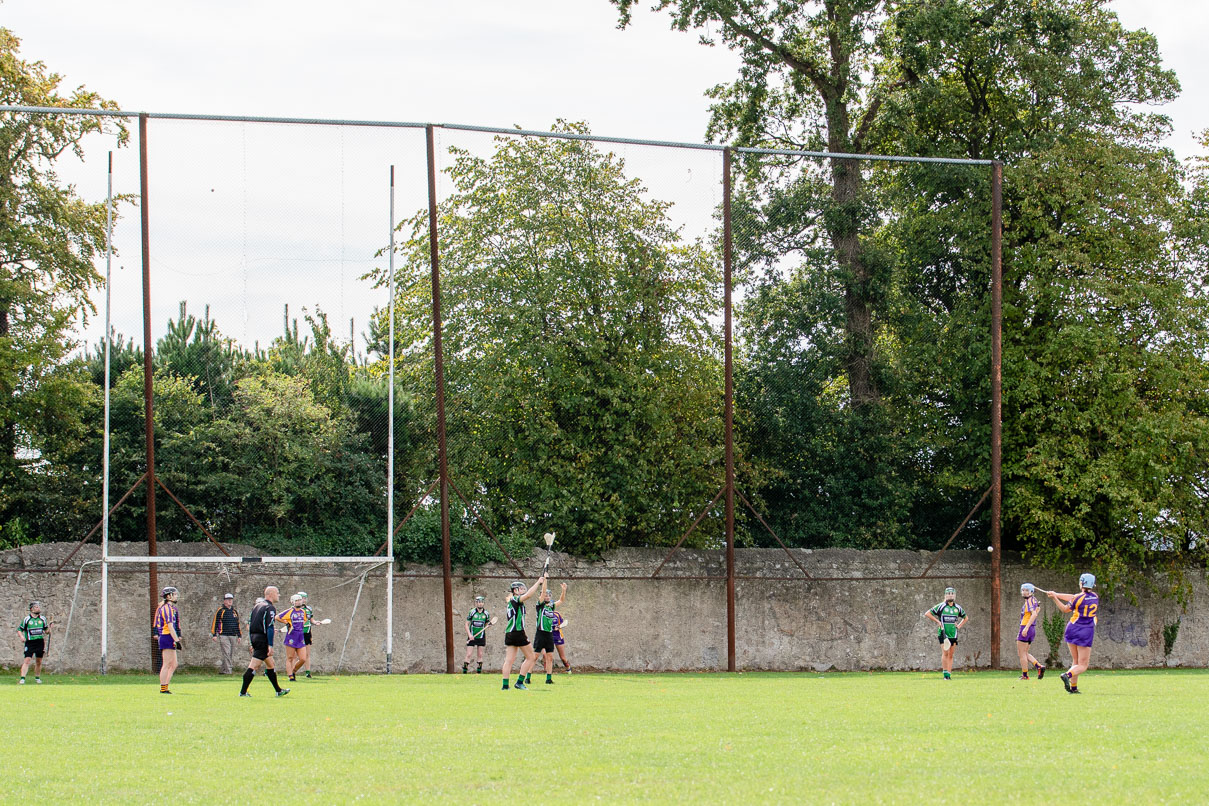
[723, 147, 736, 672]
[427, 125, 455, 673]
[139, 112, 160, 671]
[990, 161, 1004, 668]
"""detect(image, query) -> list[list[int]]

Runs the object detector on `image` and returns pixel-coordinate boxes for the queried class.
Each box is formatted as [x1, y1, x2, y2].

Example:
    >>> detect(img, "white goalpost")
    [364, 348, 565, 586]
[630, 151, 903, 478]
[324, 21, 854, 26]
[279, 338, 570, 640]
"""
[94, 144, 401, 675]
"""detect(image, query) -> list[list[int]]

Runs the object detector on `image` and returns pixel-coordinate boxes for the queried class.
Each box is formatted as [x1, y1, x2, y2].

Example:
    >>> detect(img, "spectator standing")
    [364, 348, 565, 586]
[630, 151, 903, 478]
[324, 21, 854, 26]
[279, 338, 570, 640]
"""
[210, 593, 242, 674]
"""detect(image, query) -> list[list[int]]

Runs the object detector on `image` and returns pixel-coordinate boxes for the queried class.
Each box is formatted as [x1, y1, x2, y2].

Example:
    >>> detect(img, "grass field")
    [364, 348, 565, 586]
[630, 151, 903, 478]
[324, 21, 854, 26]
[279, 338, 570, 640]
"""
[2, 668, 1205, 803]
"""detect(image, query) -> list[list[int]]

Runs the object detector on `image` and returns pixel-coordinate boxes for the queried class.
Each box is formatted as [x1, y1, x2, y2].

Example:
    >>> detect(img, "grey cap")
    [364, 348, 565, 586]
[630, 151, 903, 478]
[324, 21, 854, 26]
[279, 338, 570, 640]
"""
[223, 593, 234, 599]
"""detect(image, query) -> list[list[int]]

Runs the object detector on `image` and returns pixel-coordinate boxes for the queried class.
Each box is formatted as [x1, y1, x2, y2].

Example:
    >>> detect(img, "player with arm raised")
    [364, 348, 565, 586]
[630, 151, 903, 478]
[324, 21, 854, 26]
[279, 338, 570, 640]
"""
[1045, 573, 1098, 695]
[276, 594, 307, 682]
[501, 575, 544, 691]
[154, 587, 182, 694]
[531, 581, 566, 684]
[1016, 583, 1045, 681]
[924, 587, 967, 680]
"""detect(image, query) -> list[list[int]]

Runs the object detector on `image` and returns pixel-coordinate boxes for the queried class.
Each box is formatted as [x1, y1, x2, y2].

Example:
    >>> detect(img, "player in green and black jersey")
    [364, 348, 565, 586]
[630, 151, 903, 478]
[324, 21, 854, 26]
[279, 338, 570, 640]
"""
[17, 602, 52, 684]
[925, 587, 968, 680]
[463, 596, 492, 673]
[501, 575, 544, 690]
[528, 580, 566, 685]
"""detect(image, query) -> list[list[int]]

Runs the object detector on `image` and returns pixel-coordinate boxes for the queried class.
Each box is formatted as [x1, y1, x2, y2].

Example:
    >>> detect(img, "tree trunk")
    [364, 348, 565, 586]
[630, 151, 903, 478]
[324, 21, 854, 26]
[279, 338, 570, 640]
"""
[826, 123, 879, 408]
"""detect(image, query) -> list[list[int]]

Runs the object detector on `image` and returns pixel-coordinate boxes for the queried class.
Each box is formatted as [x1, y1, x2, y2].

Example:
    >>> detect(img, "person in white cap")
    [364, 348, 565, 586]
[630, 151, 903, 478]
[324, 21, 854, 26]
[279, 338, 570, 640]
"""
[210, 593, 242, 674]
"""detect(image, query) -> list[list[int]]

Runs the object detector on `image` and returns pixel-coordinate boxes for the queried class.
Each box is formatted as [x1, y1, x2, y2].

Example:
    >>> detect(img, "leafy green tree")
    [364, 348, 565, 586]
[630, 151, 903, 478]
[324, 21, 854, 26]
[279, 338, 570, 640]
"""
[373, 126, 724, 555]
[0, 28, 125, 531]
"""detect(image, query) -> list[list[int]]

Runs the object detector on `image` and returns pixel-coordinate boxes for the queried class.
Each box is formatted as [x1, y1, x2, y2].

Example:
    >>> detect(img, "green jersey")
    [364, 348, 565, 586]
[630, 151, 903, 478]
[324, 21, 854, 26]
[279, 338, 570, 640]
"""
[535, 601, 554, 632]
[19, 615, 49, 640]
[930, 602, 966, 638]
[506, 596, 525, 632]
[467, 608, 491, 637]
[303, 605, 313, 634]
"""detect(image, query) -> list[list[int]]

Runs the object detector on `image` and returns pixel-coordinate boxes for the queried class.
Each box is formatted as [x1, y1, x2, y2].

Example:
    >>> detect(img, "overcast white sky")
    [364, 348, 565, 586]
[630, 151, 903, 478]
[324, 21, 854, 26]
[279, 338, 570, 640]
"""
[3, 0, 1206, 349]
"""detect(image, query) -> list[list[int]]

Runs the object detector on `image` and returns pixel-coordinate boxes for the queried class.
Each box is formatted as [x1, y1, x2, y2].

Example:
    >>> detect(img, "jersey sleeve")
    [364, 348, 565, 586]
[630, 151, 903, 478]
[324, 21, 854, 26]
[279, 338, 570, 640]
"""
[929, 603, 943, 616]
[957, 606, 966, 618]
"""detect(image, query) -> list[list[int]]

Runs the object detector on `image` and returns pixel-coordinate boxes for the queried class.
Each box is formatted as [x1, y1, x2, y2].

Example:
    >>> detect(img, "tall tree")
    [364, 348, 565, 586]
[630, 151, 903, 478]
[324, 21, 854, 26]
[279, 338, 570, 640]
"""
[0, 28, 125, 530]
[374, 125, 724, 555]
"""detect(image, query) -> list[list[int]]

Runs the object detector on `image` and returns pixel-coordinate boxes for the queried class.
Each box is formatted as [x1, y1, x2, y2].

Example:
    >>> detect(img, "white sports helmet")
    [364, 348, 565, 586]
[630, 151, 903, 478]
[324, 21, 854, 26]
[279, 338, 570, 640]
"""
[290, 593, 303, 605]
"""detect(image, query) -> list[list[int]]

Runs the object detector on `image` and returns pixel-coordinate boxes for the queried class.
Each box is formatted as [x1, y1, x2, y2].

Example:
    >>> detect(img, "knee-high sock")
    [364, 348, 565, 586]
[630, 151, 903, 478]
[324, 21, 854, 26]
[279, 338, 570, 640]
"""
[240, 668, 255, 695]
[265, 668, 282, 692]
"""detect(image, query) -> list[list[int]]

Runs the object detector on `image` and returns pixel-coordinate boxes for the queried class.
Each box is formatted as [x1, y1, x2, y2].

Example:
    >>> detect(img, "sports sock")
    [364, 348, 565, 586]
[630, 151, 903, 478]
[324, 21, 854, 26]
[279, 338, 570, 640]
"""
[241, 668, 255, 694]
[502, 679, 509, 689]
[525, 674, 531, 684]
[160, 683, 168, 692]
[516, 674, 525, 686]
[476, 663, 482, 672]
[266, 669, 282, 693]
[546, 674, 552, 683]
[462, 662, 468, 673]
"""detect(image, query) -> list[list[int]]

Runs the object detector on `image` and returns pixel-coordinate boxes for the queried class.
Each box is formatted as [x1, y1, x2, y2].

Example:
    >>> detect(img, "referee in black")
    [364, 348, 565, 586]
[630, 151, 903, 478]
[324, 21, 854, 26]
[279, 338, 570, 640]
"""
[240, 586, 289, 698]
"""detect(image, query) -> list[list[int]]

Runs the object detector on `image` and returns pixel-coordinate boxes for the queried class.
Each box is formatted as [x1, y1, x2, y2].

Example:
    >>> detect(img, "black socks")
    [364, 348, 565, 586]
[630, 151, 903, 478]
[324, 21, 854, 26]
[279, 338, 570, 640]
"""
[240, 668, 255, 695]
[266, 668, 282, 692]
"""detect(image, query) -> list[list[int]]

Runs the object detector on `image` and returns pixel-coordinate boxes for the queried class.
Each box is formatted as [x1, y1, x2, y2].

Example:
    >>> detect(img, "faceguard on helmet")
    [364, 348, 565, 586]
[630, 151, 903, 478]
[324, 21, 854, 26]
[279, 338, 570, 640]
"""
[290, 594, 303, 605]
[509, 581, 525, 593]
[944, 587, 956, 597]
[474, 595, 485, 603]
[29, 601, 41, 612]
[1020, 583, 1035, 595]
[161, 586, 179, 600]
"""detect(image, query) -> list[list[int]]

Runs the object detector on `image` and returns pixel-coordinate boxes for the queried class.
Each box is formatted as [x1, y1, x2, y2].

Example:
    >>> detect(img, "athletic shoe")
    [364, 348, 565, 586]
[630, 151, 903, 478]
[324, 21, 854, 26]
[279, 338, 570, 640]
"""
[942, 672, 951, 680]
[1069, 688, 1081, 694]
[475, 667, 482, 674]
[515, 682, 528, 690]
[17, 678, 24, 685]
[1018, 674, 1029, 681]
[239, 693, 252, 697]
[1060, 672, 1071, 692]
[34, 677, 41, 684]
[304, 671, 312, 678]
[566, 669, 572, 675]
[1036, 665, 1046, 680]
[160, 690, 172, 694]
[277, 688, 290, 697]
[288, 675, 296, 682]
[545, 679, 554, 685]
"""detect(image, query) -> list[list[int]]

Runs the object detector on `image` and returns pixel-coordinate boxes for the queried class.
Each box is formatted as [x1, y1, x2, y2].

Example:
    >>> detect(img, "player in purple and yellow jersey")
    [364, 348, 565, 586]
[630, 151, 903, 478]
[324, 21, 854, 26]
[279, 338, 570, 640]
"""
[551, 599, 571, 674]
[275, 594, 307, 682]
[154, 587, 182, 694]
[1045, 573, 1098, 694]
[1015, 583, 1045, 680]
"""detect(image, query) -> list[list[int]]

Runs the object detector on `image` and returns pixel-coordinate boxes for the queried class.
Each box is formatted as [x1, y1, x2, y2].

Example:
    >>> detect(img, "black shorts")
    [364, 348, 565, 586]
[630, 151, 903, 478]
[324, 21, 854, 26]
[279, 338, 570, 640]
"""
[250, 635, 270, 660]
[466, 635, 486, 647]
[532, 630, 555, 653]
[504, 630, 529, 647]
[938, 633, 958, 647]
[24, 640, 45, 659]
[304, 632, 313, 646]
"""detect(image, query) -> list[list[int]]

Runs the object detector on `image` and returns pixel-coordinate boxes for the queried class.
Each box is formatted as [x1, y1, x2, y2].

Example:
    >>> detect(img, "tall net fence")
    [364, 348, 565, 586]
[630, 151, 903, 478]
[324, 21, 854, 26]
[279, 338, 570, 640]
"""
[1, 106, 1003, 672]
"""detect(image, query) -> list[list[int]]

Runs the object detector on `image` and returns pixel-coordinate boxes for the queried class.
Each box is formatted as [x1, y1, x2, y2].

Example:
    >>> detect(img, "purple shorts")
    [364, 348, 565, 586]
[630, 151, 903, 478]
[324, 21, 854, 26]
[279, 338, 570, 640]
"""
[284, 633, 306, 649]
[1017, 626, 1036, 643]
[552, 633, 565, 646]
[1064, 622, 1095, 648]
[158, 634, 177, 651]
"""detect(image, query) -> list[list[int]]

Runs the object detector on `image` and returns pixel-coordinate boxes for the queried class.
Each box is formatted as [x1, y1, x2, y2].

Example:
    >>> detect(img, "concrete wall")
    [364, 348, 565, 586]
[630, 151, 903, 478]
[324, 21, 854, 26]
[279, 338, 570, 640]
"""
[2, 542, 1204, 673]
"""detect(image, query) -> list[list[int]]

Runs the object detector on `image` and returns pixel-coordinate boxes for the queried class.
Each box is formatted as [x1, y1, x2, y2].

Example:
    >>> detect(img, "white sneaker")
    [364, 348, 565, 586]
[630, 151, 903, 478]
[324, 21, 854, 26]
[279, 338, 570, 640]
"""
[18, 678, 24, 685]
[35, 678, 41, 684]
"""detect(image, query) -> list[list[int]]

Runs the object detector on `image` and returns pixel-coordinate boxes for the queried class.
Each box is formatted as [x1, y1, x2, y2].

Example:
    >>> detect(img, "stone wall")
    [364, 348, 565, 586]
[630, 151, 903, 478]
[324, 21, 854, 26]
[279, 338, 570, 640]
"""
[2, 542, 1203, 673]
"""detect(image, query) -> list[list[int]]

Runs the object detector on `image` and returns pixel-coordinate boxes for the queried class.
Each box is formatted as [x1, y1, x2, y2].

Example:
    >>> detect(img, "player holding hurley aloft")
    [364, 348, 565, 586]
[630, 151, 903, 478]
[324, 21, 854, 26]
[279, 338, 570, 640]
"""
[529, 580, 566, 685]
[501, 575, 544, 691]
[1016, 583, 1045, 681]
[463, 596, 494, 674]
[276, 594, 308, 682]
[925, 587, 967, 680]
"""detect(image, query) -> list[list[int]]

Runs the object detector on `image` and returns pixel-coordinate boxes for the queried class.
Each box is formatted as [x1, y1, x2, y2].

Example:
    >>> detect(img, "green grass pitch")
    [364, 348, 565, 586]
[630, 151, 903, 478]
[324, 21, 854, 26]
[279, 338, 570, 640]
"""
[2, 669, 1205, 803]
